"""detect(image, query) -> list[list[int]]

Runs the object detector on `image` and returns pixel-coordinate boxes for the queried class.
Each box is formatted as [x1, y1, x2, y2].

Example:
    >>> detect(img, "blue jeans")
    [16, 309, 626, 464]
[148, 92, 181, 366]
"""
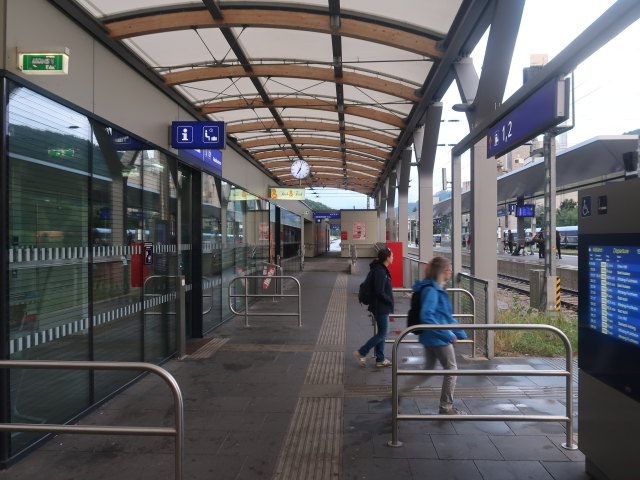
[358, 312, 389, 362]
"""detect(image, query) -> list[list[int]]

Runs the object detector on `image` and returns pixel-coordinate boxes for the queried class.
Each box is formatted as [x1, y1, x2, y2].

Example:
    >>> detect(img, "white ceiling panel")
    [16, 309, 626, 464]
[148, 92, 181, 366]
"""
[341, 0, 462, 35]
[124, 30, 232, 70]
[76, 0, 200, 18]
[341, 85, 413, 115]
[239, 28, 332, 63]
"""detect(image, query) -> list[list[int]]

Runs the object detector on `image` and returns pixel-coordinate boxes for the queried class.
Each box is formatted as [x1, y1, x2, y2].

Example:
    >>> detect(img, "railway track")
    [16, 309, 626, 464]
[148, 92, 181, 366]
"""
[498, 272, 578, 310]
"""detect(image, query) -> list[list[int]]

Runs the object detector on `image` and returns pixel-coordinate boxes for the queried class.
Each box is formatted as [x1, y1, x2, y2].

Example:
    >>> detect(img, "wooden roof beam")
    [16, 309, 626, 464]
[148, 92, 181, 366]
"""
[105, 8, 443, 58]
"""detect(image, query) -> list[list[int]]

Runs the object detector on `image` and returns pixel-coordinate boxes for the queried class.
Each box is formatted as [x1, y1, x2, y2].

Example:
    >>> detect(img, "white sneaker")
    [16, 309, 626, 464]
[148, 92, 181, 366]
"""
[352, 351, 366, 367]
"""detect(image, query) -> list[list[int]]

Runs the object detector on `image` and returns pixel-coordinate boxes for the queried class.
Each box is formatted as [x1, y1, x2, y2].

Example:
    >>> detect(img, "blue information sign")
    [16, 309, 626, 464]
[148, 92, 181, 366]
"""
[314, 212, 340, 219]
[171, 121, 226, 149]
[497, 208, 506, 217]
[587, 245, 640, 347]
[487, 78, 568, 158]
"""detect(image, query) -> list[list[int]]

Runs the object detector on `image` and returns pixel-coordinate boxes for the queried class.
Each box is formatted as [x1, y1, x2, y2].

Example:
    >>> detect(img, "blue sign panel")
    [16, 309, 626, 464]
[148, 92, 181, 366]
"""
[487, 78, 568, 158]
[314, 212, 340, 219]
[171, 121, 226, 150]
[587, 245, 640, 347]
[508, 204, 516, 213]
[112, 132, 146, 150]
[178, 149, 222, 177]
[515, 204, 535, 217]
[329, 224, 341, 230]
[497, 208, 506, 217]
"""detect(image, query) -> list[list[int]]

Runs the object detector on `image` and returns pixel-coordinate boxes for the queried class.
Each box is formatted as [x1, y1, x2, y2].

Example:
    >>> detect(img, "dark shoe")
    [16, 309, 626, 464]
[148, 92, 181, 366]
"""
[439, 407, 467, 415]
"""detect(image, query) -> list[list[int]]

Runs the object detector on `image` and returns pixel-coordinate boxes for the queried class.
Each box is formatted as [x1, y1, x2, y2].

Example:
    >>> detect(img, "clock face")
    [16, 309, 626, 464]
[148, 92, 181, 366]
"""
[291, 160, 310, 179]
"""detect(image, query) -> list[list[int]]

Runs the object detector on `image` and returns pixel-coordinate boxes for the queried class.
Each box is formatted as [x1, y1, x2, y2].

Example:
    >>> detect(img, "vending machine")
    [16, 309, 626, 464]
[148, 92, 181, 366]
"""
[578, 177, 640, 480]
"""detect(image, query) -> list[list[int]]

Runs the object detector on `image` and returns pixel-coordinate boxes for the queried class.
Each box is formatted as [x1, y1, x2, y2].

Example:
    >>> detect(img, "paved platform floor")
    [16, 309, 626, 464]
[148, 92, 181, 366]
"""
[0, 259, 585, 479]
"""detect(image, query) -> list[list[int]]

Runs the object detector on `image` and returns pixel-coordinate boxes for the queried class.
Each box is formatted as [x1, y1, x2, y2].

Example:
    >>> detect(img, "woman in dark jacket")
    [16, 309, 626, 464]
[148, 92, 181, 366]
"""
[409, 256, 467, 414]
[353, 248, 394, 367]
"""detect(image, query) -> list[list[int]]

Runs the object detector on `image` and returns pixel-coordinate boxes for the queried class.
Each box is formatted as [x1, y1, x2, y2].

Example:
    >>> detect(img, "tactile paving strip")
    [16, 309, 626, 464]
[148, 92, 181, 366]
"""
[272, 274, 346, 480]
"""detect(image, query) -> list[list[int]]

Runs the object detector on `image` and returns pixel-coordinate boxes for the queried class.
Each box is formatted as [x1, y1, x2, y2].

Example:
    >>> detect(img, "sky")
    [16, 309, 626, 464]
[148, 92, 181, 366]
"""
[310, 0, 640, 210]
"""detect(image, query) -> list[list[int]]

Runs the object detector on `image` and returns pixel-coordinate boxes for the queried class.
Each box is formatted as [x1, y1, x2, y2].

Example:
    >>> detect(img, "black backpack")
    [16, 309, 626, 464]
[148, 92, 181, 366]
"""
[407, 285, 428, 333]
[358, 270, 374, 305]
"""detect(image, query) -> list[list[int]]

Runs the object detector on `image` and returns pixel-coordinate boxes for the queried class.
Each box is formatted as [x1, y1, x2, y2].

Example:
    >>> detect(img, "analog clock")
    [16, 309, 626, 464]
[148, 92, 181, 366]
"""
[291, 159, 310, 179]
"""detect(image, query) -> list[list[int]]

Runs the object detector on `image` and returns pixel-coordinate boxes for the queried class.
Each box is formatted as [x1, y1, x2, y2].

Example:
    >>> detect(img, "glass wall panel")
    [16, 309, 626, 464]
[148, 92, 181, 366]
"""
[202, 174, 222, 331]
[143, 151, 178, 363]
[90, 123, 144, 398]
[281, 208, 303, 274]
[7, 84, 91, 453]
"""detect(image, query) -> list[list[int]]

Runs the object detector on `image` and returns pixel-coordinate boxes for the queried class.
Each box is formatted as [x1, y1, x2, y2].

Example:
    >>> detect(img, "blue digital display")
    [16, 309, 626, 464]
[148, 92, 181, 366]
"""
[487, 78, 568, 158]
[515, 204, 535, 217]
[587, 245, 640, 347]
[178, 148, 222, 177]
[314, 212, 340, 219]
[171, 121, 226, 149]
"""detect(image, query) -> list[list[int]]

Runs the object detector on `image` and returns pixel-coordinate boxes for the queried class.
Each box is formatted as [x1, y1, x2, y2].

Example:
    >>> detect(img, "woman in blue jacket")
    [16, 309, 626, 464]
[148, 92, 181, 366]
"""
[412, 256, 467, 414]
[353, 247, 394, 367]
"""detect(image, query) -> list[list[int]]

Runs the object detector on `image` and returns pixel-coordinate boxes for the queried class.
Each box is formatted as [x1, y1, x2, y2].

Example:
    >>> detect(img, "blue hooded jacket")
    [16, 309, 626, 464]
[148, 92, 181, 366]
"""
[412, 278, 467, 347]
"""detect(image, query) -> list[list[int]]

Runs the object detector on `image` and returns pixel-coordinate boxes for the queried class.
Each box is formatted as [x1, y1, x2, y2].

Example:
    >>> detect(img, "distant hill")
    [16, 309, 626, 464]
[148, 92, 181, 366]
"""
[305, 199, 333, 211]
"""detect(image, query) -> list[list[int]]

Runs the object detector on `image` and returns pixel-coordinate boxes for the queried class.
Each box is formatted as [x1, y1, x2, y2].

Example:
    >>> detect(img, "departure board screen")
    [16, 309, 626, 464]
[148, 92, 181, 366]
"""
[588, 245, 640, 346]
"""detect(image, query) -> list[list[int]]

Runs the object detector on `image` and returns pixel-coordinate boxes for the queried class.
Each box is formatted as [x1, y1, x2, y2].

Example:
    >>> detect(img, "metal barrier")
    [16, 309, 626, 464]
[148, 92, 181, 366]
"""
[402, 255, 428, 287]
[0, 360, 184, 479]
[385, 287, 476, 357]
[228, 275, 302, 327]
[387, 324, 577, 451]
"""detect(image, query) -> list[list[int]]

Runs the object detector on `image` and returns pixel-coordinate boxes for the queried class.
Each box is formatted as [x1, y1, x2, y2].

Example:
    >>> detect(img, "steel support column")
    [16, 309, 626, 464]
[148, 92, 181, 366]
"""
[417, 103, 442, 263]
[451, 153, 462, 285]
[543, 132, 557, 310]
[397, 149, 411, 248]
[377, 188, 386, 243]
[386, 174, 397, 242]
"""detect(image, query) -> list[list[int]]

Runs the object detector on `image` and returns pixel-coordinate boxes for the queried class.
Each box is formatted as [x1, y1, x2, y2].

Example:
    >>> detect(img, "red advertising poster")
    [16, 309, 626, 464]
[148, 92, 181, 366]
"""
[259, 222, 270, 240]
[386, 241, 404, 288]
[353, 222, 366, 239]
[341, 231, 348, 241]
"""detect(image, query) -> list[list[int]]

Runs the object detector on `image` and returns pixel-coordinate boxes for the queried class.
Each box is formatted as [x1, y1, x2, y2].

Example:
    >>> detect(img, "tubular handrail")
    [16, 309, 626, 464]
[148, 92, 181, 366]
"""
[386, 287, 477, 357]
[228, 275, 302, 327]
[0, 360, 184, 479]
[387, 324, 577, 451]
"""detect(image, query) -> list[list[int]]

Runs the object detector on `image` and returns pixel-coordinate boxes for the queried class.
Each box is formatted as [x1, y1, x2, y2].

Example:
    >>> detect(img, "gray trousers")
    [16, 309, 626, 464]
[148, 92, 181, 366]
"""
[402, 343, 458, 410]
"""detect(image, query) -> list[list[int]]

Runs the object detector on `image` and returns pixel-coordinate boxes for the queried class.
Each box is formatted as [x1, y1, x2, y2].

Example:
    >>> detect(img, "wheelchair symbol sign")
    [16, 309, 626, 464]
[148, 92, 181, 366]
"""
[581, 196, 591, 217]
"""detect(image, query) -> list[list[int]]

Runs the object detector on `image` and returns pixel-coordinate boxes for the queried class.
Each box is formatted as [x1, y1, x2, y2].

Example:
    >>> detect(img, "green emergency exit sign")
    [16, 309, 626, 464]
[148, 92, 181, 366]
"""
[18, 52, 69, 74]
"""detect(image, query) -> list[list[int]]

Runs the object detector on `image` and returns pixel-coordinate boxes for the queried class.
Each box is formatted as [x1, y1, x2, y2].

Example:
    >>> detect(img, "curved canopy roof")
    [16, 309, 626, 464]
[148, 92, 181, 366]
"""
[61, 0, 489, 195]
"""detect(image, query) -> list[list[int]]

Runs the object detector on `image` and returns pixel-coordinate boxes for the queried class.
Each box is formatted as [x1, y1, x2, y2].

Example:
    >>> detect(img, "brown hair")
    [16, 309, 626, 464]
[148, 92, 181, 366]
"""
[423, 256, 450, 280]
[377, 247, 392, 263]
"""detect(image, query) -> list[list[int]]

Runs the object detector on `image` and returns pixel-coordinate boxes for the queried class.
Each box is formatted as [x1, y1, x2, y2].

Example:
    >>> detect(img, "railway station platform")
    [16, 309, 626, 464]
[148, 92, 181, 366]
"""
[0, 258, 585, 480]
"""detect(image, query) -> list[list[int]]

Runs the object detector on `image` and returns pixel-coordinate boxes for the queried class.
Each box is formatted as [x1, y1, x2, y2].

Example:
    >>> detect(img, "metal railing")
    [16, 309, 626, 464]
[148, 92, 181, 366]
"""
[0, 360, 184, 479]
[387, 324, 577, 451]
[402, 255, 428, 287]
[385, 287, 476, 357]
[228, 275, 302, 327]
